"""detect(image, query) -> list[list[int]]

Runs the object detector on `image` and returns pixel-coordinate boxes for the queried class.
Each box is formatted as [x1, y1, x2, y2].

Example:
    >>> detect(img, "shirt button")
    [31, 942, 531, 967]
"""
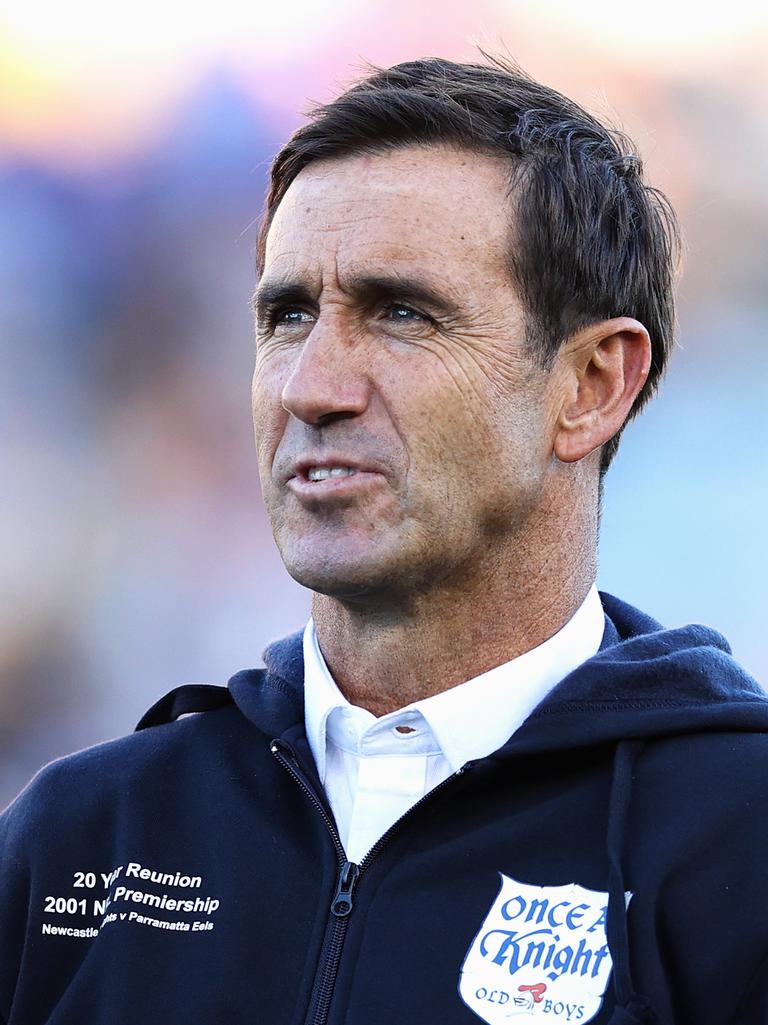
[393, 725, 417, 736]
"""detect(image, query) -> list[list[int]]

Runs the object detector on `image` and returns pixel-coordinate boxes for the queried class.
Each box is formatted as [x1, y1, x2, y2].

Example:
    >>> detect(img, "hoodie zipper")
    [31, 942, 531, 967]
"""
[270, 739, 469, 1025]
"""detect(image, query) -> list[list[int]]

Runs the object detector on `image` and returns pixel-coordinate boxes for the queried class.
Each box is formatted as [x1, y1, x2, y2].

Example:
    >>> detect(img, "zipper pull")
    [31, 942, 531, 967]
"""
[331, 861, 360, 918]
[271, 739, 300, 767]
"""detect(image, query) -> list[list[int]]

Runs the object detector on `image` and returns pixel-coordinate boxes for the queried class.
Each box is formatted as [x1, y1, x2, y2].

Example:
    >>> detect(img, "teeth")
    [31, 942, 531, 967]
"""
[307, 466, 358, 481]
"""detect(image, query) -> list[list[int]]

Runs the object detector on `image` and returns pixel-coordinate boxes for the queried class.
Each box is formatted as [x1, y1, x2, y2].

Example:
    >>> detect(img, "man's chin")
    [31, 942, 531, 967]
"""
[284, 558, 393, 602]
[277, 538, 410, 603]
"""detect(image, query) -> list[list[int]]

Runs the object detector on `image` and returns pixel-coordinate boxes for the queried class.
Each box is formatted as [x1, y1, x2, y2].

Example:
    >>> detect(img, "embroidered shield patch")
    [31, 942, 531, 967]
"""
[459, 874, 628, 1023]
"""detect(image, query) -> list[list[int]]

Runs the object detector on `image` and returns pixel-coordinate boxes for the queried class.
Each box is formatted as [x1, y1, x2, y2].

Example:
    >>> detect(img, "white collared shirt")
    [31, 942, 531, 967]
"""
[303, 585, 605, 863]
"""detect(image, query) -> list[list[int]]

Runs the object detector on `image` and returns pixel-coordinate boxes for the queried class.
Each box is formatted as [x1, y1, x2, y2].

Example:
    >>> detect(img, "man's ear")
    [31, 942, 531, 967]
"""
[553, 318, 651, 464]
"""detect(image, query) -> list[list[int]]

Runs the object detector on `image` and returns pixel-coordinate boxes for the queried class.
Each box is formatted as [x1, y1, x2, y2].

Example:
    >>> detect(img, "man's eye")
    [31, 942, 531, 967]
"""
[275, 308, 314, 326]
[383, 304, 429, 323]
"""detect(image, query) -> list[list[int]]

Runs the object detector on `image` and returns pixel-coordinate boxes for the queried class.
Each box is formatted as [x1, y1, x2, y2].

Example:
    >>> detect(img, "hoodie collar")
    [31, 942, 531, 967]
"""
[230, 592, 768, 751]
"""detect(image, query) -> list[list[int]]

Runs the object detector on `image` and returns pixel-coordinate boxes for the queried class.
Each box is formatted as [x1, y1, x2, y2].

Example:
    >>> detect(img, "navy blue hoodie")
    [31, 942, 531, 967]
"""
[1, 593, 767, 1025]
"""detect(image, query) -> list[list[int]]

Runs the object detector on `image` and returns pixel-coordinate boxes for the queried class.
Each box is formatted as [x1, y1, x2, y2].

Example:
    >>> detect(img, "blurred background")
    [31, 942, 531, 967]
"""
[1, 0, 767, 808]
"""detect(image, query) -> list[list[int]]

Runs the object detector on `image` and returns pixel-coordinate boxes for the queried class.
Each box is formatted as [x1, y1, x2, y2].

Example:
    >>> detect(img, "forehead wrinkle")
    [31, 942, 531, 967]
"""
[265, 151, 516, 306]
[261, 239, 508, 318]
[279, 162, 507, 247]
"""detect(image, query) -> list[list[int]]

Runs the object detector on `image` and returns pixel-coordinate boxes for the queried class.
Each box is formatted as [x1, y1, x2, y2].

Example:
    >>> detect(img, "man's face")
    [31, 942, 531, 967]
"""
[253, 145, 562, 601]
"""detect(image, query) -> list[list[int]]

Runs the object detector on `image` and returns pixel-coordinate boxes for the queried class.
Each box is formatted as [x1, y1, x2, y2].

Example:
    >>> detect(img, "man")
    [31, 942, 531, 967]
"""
[1, 57, 766, 1025]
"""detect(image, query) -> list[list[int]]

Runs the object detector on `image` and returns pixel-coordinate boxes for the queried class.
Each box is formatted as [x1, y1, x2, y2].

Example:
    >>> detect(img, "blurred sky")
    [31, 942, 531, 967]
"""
[1, 0, 767, 807]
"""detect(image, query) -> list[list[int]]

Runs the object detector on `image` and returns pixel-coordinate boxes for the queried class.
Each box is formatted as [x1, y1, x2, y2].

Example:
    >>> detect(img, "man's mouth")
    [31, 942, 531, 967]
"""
[283, 458, 385, 501]
[306, 467, 359, 482]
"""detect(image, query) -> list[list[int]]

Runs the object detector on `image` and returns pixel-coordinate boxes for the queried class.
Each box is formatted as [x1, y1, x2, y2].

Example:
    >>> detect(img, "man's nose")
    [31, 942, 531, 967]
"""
[281, 328, 370, 426]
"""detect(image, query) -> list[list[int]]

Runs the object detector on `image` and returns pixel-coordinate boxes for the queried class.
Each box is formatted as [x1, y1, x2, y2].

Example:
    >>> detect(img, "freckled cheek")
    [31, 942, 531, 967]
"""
[391, 387, 488, 480]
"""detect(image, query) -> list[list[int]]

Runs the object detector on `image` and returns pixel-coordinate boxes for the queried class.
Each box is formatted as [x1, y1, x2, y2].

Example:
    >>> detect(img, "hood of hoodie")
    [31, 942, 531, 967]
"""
[224, 591, 768, 756]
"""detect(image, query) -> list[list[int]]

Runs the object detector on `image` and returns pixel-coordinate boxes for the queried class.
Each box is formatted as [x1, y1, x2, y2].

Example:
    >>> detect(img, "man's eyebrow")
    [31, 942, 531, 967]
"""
[252, 281, 315, 318]
[349, 275, 460, 317]
[252, 274, 460, 319]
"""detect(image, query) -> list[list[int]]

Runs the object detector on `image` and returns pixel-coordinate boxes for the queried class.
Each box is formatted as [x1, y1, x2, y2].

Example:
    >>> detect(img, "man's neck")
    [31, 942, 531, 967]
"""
[311, 508, 598, 717]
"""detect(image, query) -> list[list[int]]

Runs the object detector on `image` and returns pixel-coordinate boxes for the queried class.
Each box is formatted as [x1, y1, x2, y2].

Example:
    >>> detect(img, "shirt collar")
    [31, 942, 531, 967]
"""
[303, 622, 349, 782]
[304, 584, 605, 779]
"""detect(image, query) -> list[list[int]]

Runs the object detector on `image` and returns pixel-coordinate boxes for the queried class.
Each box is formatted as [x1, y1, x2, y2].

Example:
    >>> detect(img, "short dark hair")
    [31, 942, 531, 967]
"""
[257, 56, 680, 471]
